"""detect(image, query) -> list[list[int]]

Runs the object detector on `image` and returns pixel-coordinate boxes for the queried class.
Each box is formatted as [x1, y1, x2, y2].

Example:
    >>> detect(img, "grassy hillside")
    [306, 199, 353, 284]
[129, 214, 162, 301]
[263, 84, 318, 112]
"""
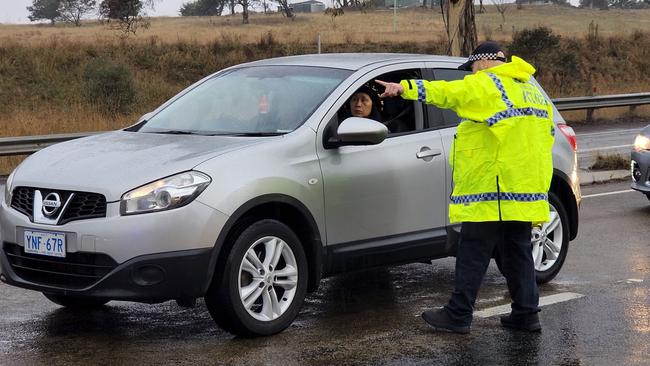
[2, 6, 650, 45]
[0, 5, 649, 173]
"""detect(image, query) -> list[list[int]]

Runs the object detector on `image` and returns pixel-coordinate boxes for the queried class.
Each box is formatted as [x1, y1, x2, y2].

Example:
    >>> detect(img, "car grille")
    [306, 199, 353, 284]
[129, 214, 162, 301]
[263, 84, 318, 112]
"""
[59, 192, 108, 225]
[10, 187, 107, 225]
[3, 242, 117, 289]
[10, 187, 34, 220]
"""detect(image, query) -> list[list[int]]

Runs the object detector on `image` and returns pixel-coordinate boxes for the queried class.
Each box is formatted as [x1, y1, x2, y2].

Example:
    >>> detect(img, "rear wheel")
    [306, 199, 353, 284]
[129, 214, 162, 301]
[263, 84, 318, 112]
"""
[205, 219, 308, 337]
[43, 293, 109, 308]
[494, 192, 570, 284]
[532, 192, 570, 284]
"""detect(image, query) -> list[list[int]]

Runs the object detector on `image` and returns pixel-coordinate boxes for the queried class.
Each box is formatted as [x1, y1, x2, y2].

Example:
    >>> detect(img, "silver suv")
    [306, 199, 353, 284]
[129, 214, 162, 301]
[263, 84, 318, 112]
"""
[0, 54, 581, 337]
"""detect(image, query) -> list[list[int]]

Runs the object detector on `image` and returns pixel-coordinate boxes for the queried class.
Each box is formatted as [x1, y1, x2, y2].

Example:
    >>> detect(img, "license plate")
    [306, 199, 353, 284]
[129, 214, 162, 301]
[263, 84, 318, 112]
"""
[24, 230, 66, 258]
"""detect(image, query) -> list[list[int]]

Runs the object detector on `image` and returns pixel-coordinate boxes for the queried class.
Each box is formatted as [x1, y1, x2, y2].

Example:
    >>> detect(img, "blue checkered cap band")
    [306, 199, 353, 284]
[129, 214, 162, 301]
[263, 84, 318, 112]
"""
[415, 80, 426, 103]
[469, 53, 501, 62]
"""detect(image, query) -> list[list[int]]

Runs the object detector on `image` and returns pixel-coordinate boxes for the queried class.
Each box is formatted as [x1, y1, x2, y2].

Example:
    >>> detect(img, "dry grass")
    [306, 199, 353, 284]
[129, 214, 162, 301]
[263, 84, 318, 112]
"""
[1, 5, 650, 174]
[1, 6, 649, 46]
[590, 154, 631, 171]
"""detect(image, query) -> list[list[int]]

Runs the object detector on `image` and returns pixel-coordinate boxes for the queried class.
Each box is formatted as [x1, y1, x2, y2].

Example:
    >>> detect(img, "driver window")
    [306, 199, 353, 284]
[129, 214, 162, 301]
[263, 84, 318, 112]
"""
[335, 69, 423, 136]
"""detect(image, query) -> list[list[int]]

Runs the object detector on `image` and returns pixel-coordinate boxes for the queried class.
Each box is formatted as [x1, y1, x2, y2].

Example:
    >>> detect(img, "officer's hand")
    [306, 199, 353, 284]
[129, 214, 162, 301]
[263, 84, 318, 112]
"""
[375, 80, 404, 98]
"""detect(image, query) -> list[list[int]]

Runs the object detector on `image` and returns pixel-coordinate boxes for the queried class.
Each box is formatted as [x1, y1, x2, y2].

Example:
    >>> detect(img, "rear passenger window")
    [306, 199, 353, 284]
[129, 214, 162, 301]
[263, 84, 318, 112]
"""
[428, 69, 471, 127]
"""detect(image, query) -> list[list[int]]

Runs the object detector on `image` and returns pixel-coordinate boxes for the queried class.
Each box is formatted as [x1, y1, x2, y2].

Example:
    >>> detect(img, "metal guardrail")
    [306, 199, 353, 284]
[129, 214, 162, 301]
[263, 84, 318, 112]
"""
[553, 92, 650, 111]
[553, 92, 650, 122]
[0, 132, 95, 156]
[0, 92, 649, 157]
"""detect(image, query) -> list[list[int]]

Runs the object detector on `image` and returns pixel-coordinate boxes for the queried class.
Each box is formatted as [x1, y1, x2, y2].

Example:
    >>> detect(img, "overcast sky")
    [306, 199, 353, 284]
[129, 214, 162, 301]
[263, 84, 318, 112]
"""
[1, 0, 580, 24]
[0, 0, 193, 24]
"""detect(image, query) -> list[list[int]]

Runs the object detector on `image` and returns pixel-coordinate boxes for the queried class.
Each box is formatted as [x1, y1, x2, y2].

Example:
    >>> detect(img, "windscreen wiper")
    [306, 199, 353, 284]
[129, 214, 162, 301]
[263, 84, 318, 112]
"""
[217, 132, 285, 137]
[151, 130, 198, 135]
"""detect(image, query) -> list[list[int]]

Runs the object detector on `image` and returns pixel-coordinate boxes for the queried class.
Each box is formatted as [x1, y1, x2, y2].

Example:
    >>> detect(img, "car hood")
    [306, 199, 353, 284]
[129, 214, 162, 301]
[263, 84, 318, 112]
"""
[13, 131, 265, 202]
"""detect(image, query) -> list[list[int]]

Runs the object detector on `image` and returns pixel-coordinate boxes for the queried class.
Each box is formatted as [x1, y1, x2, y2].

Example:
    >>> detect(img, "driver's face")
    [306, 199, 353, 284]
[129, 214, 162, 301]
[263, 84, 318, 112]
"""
[349, 92, 373, 118]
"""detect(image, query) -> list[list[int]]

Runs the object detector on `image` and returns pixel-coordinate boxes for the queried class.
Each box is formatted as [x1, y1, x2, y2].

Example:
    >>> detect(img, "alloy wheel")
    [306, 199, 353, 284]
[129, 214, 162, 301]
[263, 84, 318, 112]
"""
[238, 236, 299, 322]
[531, 203, 563, 272]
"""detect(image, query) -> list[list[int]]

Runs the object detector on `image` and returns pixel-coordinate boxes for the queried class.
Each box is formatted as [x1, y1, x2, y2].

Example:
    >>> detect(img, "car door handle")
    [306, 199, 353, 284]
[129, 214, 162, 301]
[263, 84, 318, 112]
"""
[416, 148, 442, 160]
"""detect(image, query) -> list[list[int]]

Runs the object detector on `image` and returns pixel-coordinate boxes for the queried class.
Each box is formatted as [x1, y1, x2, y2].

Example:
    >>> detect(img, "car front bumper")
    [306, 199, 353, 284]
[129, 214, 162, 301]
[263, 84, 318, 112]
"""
[631, 150, 650, 194]
[0, 198, 229, 301]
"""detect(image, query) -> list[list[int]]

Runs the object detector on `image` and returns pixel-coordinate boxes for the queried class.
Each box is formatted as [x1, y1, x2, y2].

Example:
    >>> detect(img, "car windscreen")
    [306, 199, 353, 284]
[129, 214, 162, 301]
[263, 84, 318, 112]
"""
[138, 66, 352, 136]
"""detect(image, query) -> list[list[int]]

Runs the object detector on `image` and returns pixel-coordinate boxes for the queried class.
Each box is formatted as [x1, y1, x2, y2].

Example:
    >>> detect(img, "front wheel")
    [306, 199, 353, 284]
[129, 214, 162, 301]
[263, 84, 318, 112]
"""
[205, 219, 308, 337]
[43, 293, 109, 308]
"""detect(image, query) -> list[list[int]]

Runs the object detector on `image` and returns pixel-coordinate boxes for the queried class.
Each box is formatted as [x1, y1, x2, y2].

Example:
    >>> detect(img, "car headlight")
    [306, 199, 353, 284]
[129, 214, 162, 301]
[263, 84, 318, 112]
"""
[120, 171, 211, 215]
[633, 134, 650, 152]
[4, 170, 15, 204]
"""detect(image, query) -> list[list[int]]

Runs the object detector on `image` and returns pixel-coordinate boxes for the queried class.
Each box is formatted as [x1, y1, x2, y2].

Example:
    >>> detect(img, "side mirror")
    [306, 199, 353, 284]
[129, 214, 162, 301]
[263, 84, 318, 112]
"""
[334, 117, 388, 146]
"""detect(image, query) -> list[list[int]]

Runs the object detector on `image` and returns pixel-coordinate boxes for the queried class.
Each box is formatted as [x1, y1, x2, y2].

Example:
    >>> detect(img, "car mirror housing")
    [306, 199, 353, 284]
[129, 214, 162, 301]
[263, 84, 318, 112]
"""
[335, 117, 388, 146]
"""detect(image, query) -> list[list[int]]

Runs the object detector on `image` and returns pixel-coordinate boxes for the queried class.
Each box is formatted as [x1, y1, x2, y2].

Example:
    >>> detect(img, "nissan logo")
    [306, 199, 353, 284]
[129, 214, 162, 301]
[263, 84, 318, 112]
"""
[42, 192, 62, 217]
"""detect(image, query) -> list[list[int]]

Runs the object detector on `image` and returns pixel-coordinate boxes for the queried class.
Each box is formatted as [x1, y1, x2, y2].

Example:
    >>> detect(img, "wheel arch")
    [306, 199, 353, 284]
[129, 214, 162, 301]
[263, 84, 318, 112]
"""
[550, 169, 579, 241]
[205, 194, 324, 295]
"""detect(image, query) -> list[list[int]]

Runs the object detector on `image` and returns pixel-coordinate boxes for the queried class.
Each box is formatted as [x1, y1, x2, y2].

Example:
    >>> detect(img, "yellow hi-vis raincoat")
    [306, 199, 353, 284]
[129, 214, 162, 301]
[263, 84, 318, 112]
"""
[400, 56, 554, 223]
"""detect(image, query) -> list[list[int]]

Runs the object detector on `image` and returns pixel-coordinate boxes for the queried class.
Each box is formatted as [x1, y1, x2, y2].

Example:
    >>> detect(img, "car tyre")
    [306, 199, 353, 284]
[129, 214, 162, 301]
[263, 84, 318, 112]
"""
[205, 219, 308, 337]
[494, 191, 570, 284]
[43, 293, 109, 308]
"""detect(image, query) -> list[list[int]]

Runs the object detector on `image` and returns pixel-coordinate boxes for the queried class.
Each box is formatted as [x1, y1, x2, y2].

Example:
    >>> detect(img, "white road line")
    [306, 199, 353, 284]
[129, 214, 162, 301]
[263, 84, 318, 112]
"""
[474, 292, 585, 318]
[582, 189, 634, 198]
[579, 144, 633, 153]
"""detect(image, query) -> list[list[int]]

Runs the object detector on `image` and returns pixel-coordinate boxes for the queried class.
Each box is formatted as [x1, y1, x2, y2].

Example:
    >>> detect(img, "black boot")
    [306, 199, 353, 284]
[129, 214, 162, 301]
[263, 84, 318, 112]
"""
[500, 312, 541, 332]
[421, 309, 470, 334]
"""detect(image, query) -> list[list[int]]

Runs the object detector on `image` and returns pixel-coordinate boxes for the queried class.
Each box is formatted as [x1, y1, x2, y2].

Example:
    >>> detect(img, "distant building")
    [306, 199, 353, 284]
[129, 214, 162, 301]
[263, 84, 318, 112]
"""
[382, 0, 424, 8]
[291, 0, 327, 13]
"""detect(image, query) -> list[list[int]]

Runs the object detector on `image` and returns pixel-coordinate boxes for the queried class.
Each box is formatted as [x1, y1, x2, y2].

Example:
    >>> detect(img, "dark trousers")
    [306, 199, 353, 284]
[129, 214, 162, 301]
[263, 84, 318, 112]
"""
[444, 221, 540, 326]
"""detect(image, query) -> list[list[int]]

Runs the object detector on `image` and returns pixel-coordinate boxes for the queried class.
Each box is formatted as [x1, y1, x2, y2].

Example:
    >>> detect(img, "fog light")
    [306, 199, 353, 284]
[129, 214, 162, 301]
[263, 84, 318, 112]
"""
[132, 265, 165, 286]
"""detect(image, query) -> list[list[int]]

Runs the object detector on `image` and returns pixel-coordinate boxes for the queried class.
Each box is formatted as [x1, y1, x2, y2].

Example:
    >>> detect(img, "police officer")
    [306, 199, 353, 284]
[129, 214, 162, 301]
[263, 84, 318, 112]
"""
[377, 41, 554, 334]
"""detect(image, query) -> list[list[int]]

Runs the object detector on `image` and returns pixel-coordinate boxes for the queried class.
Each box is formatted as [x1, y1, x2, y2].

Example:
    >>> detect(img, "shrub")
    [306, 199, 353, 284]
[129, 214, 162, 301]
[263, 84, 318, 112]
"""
[83, 58, 136, 115]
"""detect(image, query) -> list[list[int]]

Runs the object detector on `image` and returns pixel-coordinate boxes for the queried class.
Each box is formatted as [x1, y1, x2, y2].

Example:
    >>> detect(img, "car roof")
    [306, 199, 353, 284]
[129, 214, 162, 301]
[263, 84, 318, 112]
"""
[240, 53, 467, 71]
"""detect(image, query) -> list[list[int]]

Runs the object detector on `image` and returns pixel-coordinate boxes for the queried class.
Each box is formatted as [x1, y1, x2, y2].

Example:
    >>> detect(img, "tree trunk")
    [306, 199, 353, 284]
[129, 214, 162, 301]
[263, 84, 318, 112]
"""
[230, 0, 236, 14]
[242, 2, 249, 24]
[443, 0, 477, 56]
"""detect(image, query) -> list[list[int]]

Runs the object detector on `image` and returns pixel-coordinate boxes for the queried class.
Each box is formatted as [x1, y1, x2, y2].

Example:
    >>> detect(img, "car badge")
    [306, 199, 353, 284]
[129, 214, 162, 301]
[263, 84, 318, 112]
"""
[42, 192, 62, 217]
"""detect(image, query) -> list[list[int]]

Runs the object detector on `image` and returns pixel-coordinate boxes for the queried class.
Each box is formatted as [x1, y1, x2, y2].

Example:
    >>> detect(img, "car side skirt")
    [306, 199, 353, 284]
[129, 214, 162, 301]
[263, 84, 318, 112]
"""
[324, 228, 449, 275]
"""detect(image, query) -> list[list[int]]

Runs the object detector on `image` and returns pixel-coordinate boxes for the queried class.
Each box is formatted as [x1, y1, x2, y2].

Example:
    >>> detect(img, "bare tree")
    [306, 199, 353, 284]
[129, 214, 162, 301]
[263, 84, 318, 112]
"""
[237, 0, 259, 23]
[58, 0, 96, 26]
[274, 0, 294, 18]
[478, 0, 486, 12]
[441, 0, 477, 56]
[491, 0, 509, 23]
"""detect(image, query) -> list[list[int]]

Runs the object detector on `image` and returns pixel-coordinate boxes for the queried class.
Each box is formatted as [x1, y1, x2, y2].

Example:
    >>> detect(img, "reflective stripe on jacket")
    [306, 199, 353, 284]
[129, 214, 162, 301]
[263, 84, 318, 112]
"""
[399, 56, 554, 223]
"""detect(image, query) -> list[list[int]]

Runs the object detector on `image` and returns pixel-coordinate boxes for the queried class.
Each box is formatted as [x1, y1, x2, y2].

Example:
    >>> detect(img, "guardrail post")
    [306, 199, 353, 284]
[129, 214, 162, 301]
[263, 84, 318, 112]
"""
[630, 105, 637, 114]
[586, 108, 594, 123]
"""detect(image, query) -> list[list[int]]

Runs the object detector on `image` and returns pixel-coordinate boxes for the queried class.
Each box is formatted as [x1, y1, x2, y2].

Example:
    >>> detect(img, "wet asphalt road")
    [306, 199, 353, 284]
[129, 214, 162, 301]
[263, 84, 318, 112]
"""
[0, 181, 648, 366]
